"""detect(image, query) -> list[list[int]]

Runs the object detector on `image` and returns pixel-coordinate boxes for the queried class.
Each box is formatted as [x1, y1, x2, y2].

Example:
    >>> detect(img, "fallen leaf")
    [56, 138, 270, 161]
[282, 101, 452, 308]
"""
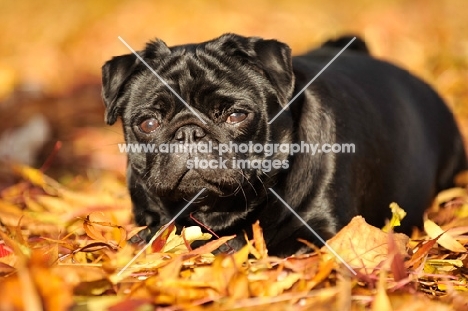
[162, 226, 212, 253]
[405, 238, 439, 269]
[372, 271, 392, 311]
[12, 164, 59, 195]
[382, 202, 407, 232]
[301, 258, 335, 292]
[252, 220, 268, 259]
[424, 219, 467, 253]
[189, 235, 236, 255]
[151, 223, 175, 252]
[227, 271, 250, 300]
[435, 188, 467, 206]
[323, 216, 409, 270]
[388, 231, 408, 282]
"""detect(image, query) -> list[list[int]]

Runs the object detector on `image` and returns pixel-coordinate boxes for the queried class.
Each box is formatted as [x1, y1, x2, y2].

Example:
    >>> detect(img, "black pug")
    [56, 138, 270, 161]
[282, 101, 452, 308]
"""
[102, 34, 467, 256]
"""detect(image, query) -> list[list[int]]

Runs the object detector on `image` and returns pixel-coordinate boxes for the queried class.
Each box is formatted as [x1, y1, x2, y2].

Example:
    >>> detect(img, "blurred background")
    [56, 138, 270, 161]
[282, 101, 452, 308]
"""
[1, 0, 467, 185]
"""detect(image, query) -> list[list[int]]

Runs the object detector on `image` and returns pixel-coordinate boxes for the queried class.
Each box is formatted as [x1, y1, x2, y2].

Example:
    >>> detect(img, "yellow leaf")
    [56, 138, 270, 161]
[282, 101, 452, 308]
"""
[231, 242, 251, 268]
[35, 196, 73, 214]
[158, 255, 183, 280]
[435, 187, 467, 205]
[424, 219, 467, 253]
[437, 284, 468, 292]
[427, 259, 464, 268]
[0, 200, 35, 227]
[372, 271, 392, 311]
[303, 259, 335, 291]
[0, 66, 17, 100]
[227, 272, 249, 300]
[264, 272, 301, 296]
[162, 226, 211, 254]
[12, 164, 59, 194]
[382, 202, 407, 232]
[423, 263, 437, 274]
[76, 296, 126, 311]
[13, 165, 47, 187]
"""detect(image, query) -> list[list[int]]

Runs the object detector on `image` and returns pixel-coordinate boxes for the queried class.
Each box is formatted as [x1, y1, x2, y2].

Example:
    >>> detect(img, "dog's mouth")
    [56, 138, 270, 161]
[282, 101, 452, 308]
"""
[146, 152, 258, 200]
[175, 168, 242, 197]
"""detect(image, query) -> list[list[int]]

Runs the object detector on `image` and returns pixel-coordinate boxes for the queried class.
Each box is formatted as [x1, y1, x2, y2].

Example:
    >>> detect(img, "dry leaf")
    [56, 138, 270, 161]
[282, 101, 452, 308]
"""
[372, 271, 392, 311]
[424, 219, 467, 253]
[438, 188, 468, 204]
[382, 202, 407, 232]
[405, 238, 439, 269]
[252, 220, 268, 259]
[323, 216, 409, 270]
[189, 235, 236, 255]
[1, 2, 468, 308]
[151, 223, 176, 252]
[227, 271, 250, 300]
[161, 226, 212, 253]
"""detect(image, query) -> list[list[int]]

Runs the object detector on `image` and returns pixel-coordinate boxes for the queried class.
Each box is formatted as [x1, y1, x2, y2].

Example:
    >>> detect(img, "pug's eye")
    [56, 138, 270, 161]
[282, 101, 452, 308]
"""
[138, 118, 160, 133]
[225, 112, 247, 124]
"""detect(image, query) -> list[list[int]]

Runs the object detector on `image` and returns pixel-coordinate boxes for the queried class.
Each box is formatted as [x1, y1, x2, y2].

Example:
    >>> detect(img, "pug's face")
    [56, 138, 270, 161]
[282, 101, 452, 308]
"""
[102, 34, 295, 210]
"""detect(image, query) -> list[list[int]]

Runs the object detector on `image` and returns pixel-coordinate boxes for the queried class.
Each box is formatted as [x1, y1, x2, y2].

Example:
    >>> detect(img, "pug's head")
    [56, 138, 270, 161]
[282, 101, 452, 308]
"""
[102, 34, 295, 212]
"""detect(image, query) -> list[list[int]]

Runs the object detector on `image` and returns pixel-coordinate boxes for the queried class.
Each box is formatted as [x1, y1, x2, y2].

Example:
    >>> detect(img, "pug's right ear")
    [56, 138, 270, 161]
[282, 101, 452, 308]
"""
[101, 54, 138, 125]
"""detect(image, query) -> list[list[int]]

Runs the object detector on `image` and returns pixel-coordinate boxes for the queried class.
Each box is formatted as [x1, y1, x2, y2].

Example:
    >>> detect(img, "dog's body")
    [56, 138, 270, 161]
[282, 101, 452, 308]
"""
[102, 34, 466, 256]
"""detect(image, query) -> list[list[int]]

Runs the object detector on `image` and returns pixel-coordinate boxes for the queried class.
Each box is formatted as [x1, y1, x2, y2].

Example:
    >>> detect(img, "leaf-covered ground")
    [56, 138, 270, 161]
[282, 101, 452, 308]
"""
[1, 0, 468, 310]
[0, 166, 468, 310]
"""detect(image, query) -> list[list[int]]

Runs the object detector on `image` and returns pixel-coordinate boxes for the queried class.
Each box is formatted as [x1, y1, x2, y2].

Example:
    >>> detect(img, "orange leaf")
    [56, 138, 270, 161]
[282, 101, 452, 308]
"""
[126, 226, 148, 240]
[83, 216, 108, 243]
[151, 223, 175, 252]
[405, 238, 439, 269]
[304, 258, 335, 292]
[82, 214, 127, 247]
[158, 255, 183, 280]
[30, 251, 74, 310]
[252, 220, 267, 259]
[227, 272, 249, 300]
[189, 235, 236, 255]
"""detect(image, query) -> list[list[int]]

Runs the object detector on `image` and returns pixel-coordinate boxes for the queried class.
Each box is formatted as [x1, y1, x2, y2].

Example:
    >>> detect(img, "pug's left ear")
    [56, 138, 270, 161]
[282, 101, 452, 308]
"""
[102, 39, 172, 125]
[101, 53, 138, 125]
[253, 39, 295, 106]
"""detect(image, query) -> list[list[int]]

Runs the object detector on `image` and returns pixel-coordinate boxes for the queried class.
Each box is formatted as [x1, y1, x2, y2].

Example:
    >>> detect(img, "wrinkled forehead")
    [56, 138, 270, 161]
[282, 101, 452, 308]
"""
[127, 46, 268, 110]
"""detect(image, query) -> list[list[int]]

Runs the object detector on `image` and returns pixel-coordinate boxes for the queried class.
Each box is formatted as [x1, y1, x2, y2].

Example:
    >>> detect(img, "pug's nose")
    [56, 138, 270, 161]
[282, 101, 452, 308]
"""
[174, 125, 206, 144]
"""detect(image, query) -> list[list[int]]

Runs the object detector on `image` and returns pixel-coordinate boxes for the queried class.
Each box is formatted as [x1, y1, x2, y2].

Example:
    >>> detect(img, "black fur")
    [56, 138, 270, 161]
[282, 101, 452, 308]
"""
[102, 34, 467, 256]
